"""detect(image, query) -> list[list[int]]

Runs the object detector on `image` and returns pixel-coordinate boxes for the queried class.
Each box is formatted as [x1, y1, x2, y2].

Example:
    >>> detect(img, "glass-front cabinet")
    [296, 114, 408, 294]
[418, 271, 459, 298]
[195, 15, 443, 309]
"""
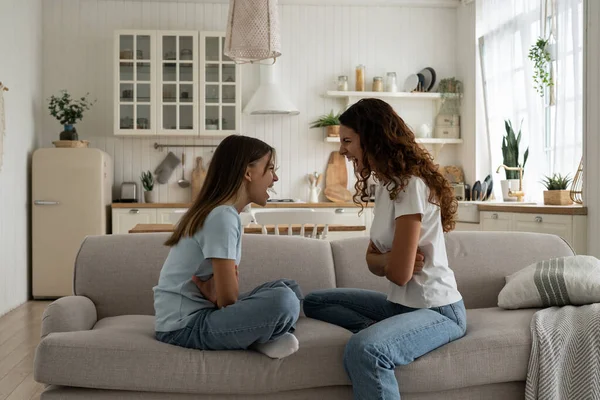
[114, 30, 240, 137]
[200, 32, 242, 137]
[114, 31, 156, 135]
[158, 31, 198, 135]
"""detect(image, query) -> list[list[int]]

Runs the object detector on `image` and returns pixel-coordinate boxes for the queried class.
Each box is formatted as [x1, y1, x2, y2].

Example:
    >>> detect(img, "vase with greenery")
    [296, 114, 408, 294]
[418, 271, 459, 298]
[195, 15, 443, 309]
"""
[48, 90, 96, 140]
[437, 77, 462, 114]
[528, 37, 554, 97]
[500, 119, 529, 201]
[310, 110, 341, 137]
[541, 173, 573, 205]
[141, 170, 156, 203]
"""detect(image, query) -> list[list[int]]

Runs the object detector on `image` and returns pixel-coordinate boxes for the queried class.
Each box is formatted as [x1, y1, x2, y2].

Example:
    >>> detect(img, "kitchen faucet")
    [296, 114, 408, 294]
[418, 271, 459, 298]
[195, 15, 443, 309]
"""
[496, 164, 525, 202]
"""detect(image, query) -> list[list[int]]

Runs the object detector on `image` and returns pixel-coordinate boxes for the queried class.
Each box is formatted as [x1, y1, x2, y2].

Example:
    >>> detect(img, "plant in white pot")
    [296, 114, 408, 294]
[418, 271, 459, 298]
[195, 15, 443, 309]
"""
[500, 119, 529, 201]
[541, 173, 573, 205]
[141, 170, 156, 203]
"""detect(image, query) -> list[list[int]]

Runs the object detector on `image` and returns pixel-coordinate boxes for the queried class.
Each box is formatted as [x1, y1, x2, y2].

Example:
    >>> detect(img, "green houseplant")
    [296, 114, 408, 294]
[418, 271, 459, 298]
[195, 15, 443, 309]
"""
[310, 110, 341, 137]
[541, 173, 573, 205]
[528, 37, 554, 97]
[500, 119, 529, 201]
[140, 170, 156, 203]
[437, 77, 462, 115]
[48, 90, 96, 141]
[502, 119, 529, 179]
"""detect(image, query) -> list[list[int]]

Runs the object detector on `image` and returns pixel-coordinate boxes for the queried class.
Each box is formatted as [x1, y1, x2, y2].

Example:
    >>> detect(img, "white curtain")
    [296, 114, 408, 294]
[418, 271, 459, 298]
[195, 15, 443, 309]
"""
[479, 0, 583, 202]
[550, 0, 583, 180]
[479, 0, 546, 202]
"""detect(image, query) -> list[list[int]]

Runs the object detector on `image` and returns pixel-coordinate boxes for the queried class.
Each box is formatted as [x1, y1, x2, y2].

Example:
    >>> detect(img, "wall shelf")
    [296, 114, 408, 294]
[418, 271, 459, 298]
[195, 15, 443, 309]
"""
[325, 137, 462, 144]
[323, 90, 461, 107]
[325, 136, 463, 158]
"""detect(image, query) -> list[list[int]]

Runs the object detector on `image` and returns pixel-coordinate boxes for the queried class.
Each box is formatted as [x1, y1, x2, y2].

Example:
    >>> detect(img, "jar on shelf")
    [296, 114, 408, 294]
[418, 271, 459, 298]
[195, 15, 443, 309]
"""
[337, 75, 348, 91]
[355, 65, 365, 91]
[372, 77, 383, 92]
[386, 72, 398, 92]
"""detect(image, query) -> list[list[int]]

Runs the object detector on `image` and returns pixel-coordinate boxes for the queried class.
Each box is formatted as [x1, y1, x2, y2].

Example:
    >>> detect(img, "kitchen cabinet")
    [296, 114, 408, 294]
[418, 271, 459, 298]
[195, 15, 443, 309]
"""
[114, 30, 241, 137]
[480, 211, 512, 232]
[157, 208, 188, 224]
[112, 207, 157, 234]
[476, 211, 586, 255]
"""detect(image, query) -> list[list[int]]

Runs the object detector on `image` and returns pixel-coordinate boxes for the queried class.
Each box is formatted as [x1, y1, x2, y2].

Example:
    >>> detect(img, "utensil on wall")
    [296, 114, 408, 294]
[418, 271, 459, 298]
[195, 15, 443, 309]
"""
[154, 151, 181, 184]
[177, 153, 190, 188]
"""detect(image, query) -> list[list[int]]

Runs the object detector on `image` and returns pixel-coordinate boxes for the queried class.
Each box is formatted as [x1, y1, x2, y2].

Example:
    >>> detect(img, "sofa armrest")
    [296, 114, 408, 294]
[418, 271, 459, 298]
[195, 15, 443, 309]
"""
[41, 296, 97, 338]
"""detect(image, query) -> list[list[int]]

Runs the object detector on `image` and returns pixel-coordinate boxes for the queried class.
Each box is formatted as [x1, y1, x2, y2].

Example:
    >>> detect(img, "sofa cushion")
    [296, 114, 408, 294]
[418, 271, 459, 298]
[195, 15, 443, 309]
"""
[75, 234, 337, 319]
[35, 308, 538, 395]
[34, 315, 353, 395]
[331, 232, 574, 309]
[397, 307, 540, 393]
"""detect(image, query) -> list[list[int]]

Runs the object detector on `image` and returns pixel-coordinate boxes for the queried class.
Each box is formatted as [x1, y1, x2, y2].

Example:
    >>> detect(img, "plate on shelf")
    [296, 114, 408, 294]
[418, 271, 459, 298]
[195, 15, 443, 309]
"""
[403, 74, 419, 92]
[419, 67, 436, 92]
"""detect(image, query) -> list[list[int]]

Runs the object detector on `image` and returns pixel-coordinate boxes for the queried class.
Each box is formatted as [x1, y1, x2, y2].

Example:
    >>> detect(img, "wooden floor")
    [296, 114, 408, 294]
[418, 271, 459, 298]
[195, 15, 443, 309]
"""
[0, 301, 50, 400]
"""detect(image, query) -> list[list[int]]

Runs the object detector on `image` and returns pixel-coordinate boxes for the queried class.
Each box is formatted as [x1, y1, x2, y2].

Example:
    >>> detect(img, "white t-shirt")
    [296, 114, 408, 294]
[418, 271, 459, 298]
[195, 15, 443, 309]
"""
[370, 176, 462, 308]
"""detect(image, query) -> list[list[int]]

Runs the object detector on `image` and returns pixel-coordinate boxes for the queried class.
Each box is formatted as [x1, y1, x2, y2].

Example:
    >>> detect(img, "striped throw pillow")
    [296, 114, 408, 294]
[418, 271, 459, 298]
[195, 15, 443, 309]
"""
[498, 255, 600, 309]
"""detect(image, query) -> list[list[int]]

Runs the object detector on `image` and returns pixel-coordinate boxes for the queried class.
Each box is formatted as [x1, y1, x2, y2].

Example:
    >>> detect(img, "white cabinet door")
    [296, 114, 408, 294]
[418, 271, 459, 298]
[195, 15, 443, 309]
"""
[112, 208, 157, 234]
[454, 222, 480, 231]
[480, 211, 512, 231]
[512, 213, 573, 241]
[200, 32, 242, 137]
[157, 208, 188, 224]
[114, 30, 156, 136]
[157, 31, 199, 135]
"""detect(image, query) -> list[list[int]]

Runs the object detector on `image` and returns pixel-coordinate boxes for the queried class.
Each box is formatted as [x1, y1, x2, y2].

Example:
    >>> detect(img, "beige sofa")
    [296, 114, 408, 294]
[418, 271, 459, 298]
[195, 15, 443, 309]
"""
[33, 231, 574, 399]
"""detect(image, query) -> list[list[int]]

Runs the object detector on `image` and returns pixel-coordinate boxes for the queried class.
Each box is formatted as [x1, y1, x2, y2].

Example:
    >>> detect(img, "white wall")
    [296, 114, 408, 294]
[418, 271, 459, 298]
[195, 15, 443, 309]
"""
[41, 0, 464, 203]
[456, 1, 477, 185]
[584, 0, 600, 257]
[0, 0, 43, 316]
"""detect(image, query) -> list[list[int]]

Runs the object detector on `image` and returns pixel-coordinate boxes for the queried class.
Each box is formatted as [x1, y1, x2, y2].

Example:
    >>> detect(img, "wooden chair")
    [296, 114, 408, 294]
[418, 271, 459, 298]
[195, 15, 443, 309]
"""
[252, 210, 338, 239]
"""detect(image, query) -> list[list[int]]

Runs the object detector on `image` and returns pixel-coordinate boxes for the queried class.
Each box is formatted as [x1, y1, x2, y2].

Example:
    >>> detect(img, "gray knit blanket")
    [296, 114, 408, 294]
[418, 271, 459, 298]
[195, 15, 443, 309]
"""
[525, 303, 600, 400]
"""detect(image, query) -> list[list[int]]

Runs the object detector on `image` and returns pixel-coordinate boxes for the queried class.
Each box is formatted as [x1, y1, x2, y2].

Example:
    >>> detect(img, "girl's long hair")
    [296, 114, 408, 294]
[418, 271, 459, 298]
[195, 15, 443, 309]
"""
[339, 98, 457, 232]
[165, 135, 274, 246]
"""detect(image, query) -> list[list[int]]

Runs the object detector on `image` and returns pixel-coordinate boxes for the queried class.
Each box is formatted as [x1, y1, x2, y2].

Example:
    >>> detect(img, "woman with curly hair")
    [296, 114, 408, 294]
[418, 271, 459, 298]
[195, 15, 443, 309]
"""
[303, 98, 466, 400]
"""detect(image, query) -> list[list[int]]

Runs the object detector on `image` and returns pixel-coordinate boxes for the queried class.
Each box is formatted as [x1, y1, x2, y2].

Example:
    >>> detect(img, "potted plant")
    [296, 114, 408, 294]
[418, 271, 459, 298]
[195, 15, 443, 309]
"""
[528, 37, 554, 97]
[541, 173, 573, 205]
[310, 110, 341, 137]
[48, 90, 96, 143]
[500, 119, 529, 201]
[141, 170, 156, 203]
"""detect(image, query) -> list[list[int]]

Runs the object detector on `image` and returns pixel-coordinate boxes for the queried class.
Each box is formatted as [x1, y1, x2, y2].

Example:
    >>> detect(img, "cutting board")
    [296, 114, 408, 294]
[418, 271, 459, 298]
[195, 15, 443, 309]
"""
[191, 157, 207, 201]
[324, 151, 352, 202]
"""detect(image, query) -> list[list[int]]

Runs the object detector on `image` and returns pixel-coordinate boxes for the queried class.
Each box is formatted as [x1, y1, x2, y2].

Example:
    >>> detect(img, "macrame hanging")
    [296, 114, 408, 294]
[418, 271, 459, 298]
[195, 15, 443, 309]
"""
[0, 82, 7, 173]
[223, 0, 281, 64]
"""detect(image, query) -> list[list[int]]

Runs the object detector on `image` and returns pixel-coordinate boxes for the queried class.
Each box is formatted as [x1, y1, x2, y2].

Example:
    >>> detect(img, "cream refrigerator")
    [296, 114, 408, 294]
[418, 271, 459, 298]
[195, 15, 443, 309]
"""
[32, 148, 113, 298]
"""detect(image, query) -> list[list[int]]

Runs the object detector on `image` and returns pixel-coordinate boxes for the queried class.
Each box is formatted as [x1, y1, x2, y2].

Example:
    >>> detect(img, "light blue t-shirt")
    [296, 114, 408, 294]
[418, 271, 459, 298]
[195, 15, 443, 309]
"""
[153, 205, 242, 332]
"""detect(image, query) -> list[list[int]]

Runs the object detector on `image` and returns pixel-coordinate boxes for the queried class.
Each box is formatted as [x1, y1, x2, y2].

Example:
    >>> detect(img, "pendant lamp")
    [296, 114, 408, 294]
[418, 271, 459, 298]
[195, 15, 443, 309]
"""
[223, 0, 281, 64]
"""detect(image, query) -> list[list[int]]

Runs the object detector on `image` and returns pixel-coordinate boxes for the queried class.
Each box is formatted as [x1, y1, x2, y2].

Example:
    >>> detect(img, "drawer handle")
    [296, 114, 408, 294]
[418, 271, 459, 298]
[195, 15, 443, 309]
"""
[535, 216, 543, 223]
[129, 209, 140, 214]
[335, 209, 345, 214]
[492, 213, 498, 219]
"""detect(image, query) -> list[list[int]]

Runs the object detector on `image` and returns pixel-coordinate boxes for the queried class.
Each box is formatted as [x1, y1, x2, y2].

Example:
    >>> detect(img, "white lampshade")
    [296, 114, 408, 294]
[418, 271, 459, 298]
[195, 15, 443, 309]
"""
[224, 0, 282, 63]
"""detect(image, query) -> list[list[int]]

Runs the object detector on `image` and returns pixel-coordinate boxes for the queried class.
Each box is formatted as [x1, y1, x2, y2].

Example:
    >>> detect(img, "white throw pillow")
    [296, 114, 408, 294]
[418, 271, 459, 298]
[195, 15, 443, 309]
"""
[498, 255, 600, 309]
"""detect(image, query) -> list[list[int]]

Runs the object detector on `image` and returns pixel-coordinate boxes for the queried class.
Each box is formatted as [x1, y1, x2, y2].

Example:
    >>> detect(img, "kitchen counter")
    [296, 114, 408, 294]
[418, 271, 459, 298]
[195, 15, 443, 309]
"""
[112, 202, 374, 209]
[476, 203, 587, 215]
[129, 223, 366, 234]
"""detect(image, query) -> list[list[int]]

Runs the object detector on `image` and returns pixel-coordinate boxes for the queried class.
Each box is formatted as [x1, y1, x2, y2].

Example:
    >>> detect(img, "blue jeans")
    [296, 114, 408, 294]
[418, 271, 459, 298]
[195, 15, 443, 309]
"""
[303, 288, 467, 400]
[156, 279, 302, 350]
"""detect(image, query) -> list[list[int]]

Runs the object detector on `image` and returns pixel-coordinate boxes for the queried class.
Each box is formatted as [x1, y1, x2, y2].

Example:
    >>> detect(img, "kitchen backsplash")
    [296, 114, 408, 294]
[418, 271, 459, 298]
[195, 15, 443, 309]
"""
[41, 0, 460, 202]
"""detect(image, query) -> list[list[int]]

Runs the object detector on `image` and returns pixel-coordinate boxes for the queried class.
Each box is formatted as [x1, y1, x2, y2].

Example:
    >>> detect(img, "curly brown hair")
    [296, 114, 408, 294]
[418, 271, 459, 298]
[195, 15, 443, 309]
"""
[339, 98, 457, 232]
